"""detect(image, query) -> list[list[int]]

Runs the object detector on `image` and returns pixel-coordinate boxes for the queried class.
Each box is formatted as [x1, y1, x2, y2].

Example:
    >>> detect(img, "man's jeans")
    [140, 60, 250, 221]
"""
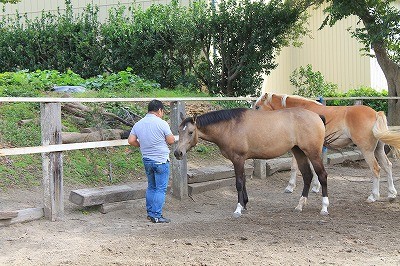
[142, 158, 170, 218]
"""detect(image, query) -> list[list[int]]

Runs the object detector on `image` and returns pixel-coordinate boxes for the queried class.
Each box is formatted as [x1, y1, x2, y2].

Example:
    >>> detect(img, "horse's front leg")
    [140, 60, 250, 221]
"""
[233, 161, 247, 218]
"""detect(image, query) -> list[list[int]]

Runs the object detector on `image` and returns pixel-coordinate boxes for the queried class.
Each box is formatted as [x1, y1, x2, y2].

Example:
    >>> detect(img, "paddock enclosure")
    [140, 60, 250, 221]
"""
[1, 159, 400, 265]
[1, 97, 400, 265]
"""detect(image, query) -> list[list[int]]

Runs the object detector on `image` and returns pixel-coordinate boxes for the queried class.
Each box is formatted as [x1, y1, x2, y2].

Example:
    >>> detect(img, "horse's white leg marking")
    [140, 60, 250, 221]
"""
[310, 160, 321, 193]
[363, 151, 381, 203]
[376, 148, 397, 200]
[233, 203, 244, 218]
[295, 196, 307, 212]
[320, 197, 329, 216]
[367, 177, 380, 203]
[285, 156, 298, 193]
[385, 164, 397, 200]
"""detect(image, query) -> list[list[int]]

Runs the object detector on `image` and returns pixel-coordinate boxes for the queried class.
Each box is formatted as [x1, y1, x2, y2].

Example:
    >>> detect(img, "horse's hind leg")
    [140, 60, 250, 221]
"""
[285, 156, 299, 193]
[285, 156, 320, 194]
[309, 156, 329, 216]
[375, 141, 397, 200]
[361, 148, 382, 203]
[310, 160, 321, 193]
[291, 147, 313, 212]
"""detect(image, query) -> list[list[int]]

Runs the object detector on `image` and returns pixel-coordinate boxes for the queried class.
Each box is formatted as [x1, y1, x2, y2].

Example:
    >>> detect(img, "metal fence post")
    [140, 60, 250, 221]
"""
[40, 102, 64, 221]
[170, 101, 188, 199]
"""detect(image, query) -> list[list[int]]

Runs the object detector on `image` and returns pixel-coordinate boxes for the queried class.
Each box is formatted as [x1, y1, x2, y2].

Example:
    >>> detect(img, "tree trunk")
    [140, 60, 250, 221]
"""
[373, 43, 400, 126]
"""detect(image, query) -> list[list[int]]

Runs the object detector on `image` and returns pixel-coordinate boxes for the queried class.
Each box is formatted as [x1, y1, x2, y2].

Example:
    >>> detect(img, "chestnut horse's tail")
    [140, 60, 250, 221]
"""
[373, 111, 400, 157]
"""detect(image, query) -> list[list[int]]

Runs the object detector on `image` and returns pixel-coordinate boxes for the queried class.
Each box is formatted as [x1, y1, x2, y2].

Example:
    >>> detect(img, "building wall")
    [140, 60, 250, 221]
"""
[262, 4, 371, 94]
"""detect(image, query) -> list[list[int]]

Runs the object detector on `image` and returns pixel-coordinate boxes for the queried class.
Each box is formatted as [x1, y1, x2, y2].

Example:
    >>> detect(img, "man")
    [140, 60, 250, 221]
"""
[128, 100, 175, 223]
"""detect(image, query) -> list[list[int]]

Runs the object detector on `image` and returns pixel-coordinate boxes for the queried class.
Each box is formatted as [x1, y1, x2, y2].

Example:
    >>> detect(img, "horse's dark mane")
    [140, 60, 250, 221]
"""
[196, 108, 247, 127]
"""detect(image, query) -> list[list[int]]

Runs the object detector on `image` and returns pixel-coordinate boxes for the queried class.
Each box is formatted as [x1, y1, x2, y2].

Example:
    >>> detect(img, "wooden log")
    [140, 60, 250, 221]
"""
[62, 129, 127, 144]
[188, 178, 235, 196]
[0, 211, 18, 220]
[100, 201, 130, 214]
[69, 183, 147, 207]
[265, 157, 292, 176]
[187, 164, 253, 184]
[0, 208, 44, 226]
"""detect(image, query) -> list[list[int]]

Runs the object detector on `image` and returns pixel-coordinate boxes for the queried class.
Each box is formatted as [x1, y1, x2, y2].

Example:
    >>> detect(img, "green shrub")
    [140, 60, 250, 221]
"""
[329, 86, 388, 112]
[290, 64, 338, 98]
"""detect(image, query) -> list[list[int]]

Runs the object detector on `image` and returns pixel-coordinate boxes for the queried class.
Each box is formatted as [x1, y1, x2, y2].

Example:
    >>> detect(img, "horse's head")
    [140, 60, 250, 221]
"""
[253, 92, 279, 111]
[174, 114, 199, 160]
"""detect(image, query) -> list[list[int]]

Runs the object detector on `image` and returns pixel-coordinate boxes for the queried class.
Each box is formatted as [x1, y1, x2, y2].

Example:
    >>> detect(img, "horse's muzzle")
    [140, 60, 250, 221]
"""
[174, 149, 184, 160]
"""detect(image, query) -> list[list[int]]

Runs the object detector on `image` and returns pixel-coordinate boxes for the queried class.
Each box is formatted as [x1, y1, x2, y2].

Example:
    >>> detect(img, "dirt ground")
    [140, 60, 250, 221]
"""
[1, 156, 400, 266]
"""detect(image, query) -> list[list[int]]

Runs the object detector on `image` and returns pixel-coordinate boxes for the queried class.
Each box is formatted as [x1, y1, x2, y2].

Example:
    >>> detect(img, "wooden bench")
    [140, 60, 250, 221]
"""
[69, 183, 147, 211]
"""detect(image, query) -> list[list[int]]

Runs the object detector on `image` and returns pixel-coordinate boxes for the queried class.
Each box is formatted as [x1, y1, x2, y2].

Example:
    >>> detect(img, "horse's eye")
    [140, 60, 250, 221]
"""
[189, 131, 193, 136]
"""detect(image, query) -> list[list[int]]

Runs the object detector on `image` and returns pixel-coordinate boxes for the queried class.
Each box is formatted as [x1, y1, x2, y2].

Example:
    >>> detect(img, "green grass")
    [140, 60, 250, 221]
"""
[0, 154, 42, 189]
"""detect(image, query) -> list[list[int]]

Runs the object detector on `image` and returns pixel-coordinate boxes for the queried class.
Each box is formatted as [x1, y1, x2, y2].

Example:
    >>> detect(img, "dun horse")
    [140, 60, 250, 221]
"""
[254, 93, 400, 203]
[174, 108, 329, 217]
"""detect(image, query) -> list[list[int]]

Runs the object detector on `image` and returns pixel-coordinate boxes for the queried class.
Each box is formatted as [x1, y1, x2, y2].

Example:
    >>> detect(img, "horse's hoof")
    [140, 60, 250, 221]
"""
[311, 188, 320, 193]
[284, 187, 294, 193]
[366, 195, 378, 203]
[388, 192, 397, 201]
[294, 207, 302, 212]
[233, 212, 242, 218]
[320, 210, 329, 216]
[388, 196, 397, 202]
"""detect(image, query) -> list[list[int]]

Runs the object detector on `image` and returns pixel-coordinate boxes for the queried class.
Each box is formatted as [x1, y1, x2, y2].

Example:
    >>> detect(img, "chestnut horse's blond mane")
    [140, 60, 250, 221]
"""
[265, 93, 323, 107]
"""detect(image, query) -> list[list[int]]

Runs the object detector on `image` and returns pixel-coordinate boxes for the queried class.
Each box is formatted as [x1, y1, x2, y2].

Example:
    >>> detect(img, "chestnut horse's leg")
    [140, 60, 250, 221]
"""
[360, 147, 382, 203]
[286, 157, 320, 194]
[232, 159, 247, 218]
[375, 141, 397, 200]
[285, 156, 298, 193]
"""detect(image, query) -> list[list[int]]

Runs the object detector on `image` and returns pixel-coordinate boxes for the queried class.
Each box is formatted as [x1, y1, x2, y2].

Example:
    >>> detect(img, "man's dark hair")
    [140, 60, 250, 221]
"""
[148, 99, 164, 112]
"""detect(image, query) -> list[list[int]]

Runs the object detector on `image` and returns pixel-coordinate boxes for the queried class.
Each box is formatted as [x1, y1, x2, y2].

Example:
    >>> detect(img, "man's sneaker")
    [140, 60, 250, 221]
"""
[150, 216, 171, 223]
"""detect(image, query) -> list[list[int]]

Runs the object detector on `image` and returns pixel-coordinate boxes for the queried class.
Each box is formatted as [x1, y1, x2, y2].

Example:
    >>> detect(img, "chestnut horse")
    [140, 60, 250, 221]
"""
[174, 108, 329, 217]
[254, 93, 400, 203]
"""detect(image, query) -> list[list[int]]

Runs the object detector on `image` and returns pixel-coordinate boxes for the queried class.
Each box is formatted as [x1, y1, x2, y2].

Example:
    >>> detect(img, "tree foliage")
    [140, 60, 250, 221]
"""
[315, 0, 400, 125]
[0, 0, 20, 3]
[198, 0, 311, 96]
[0, 0, 313, 97]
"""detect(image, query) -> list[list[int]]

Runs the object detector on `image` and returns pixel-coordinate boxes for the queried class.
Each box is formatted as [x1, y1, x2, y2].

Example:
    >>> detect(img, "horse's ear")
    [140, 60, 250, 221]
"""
[180, 112, 185, 122]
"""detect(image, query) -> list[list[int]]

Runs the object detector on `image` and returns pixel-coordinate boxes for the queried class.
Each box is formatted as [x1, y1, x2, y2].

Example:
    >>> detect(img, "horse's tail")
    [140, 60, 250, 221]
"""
[373, 111, 400, 157]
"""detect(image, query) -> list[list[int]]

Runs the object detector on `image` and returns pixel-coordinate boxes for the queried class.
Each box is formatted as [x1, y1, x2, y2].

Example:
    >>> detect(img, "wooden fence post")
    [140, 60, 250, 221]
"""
[170, 101, 188, 199]
[40, 103, 64, 221]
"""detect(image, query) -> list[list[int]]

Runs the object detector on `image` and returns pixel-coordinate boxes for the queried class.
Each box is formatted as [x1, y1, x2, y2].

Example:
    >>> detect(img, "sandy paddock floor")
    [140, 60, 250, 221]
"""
[1, 159, 400, 265]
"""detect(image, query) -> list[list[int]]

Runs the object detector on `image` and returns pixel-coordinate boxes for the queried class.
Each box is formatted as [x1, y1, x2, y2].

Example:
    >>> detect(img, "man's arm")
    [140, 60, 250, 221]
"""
[166, 134, 175, 145]
[128, 134, 140, 147]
